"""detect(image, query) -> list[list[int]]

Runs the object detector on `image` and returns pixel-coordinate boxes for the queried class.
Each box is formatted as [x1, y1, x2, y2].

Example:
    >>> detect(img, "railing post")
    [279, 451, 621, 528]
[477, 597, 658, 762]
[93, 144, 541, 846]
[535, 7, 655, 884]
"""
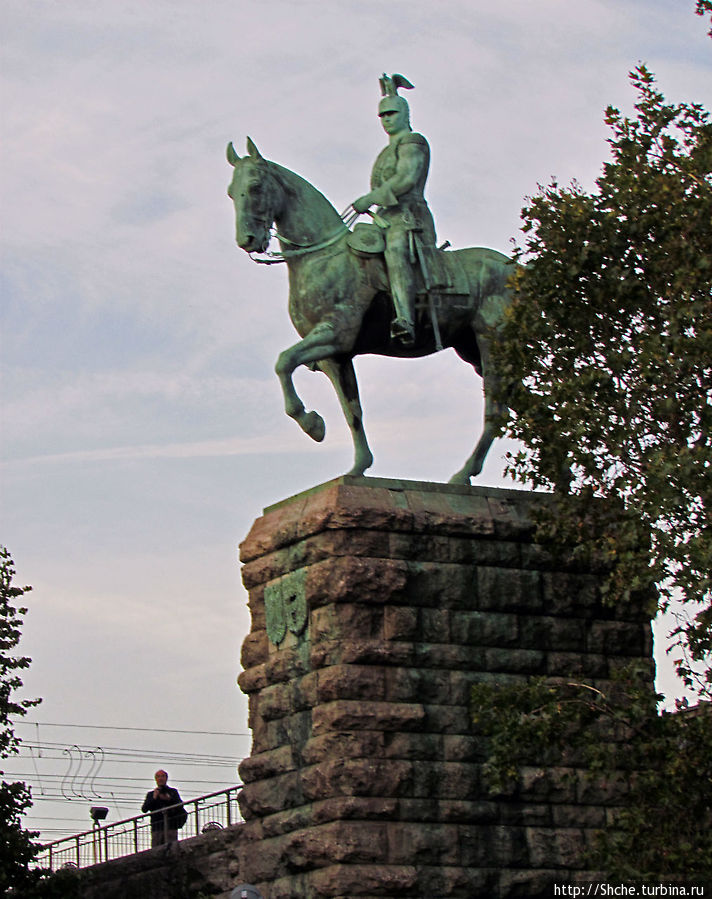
[133, 817, 139, 854]
[194, 797, 200, 837]
[103, 824, 109, 861]
[75, 835, 80, 868]
[226, 789, 232, 827]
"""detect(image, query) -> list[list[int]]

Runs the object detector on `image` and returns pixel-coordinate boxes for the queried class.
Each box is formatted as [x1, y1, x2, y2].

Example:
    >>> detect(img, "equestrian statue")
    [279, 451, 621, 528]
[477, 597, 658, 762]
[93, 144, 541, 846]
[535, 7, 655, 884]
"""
[227, 74, 517, 484]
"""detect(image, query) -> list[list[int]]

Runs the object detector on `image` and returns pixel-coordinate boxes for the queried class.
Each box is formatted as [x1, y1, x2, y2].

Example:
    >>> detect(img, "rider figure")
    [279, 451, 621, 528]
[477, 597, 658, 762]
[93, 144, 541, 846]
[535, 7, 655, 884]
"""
[352, 74, 437, 345]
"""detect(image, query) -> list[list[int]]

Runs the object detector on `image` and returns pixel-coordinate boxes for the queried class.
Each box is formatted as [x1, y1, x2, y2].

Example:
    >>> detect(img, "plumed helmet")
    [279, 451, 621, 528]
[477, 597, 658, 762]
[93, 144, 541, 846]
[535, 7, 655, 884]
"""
[378, 73, 414, 117]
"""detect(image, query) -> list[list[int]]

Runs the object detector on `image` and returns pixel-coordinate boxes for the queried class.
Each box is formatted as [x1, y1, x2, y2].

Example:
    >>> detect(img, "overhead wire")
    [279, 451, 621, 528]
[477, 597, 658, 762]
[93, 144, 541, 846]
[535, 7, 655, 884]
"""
[17, 720, 250, 737]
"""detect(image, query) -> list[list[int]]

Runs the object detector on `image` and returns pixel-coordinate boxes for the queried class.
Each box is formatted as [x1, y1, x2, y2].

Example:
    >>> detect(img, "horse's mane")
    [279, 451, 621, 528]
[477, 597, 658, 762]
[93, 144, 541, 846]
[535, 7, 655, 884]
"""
[268, 160, 340, 218]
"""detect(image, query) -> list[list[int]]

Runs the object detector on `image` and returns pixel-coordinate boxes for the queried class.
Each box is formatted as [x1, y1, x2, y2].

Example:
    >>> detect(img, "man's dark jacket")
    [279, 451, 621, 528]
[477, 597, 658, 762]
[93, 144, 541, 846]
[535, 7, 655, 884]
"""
[141, 785, 185, 830]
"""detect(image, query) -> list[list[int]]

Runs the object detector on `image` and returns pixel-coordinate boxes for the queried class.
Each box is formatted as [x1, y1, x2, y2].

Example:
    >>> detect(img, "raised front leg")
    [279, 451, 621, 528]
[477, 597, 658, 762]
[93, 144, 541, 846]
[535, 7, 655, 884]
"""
[317, 358, 374, 476]
[275, 321, 342, 442]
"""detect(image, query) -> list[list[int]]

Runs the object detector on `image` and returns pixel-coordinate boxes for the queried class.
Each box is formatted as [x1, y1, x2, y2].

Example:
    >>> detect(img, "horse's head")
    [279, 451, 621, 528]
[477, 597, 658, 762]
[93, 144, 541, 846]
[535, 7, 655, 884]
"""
[226, 138, 282, 254]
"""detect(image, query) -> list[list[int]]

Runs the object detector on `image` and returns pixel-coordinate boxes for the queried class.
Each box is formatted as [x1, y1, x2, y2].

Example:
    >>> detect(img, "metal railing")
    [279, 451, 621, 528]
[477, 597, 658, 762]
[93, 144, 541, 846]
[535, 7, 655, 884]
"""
[35, 786, 243, 871]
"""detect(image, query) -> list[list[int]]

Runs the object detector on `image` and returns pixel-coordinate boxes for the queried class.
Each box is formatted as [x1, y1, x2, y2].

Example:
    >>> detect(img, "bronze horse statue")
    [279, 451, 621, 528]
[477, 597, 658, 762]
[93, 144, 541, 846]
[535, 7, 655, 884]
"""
[227, 138, 516, 484]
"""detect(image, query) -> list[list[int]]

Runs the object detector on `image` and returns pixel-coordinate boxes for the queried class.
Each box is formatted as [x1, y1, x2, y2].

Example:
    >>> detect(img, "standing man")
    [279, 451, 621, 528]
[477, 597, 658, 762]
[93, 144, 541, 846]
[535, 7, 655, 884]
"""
[141, 769, 186, 847]
[352, 73, 437, 345]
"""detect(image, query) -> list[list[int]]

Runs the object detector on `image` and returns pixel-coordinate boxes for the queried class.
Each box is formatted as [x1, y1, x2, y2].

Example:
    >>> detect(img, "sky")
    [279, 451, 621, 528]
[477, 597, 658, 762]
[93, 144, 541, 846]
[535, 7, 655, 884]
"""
[1, 0, 710, 844]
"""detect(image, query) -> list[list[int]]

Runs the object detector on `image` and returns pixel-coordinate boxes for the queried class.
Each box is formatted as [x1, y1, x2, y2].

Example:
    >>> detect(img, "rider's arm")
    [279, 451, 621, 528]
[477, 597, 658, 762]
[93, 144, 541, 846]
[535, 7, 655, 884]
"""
[353, 138, 428, 212]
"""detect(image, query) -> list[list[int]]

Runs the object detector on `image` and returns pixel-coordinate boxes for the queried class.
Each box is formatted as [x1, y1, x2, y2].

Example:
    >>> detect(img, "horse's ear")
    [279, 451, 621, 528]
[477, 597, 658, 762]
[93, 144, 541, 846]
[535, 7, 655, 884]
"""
[226, 142, 240, 166]
[246, 137, 263, 160]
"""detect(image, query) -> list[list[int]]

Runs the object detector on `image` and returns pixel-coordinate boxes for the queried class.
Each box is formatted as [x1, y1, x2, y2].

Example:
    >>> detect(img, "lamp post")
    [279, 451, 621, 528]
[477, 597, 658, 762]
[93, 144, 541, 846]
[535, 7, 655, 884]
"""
[89, 806, 108, 864]
[230, 886, 263, 899]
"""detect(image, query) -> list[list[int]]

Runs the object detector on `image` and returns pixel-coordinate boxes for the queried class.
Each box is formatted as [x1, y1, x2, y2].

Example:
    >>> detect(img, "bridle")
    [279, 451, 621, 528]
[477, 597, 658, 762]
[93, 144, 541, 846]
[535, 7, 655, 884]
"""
[247, 205, 366, 266]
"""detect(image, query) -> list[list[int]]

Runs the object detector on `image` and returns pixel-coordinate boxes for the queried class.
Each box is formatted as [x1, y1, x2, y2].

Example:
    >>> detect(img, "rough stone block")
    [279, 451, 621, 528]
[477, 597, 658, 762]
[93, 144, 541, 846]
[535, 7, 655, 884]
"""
[261, 643, 310, 682]
[300, 758, 413, 800]
[419, 607, 452, 642]
[417, 863, 497, 896]
[237, 662, 268, 694]
[237, 770, 302, 818]
[383, 605, 419, 641]
[385, 666, 450, 704]
[483, 647, 547, 674]
[451, 609, 520, 646]
[405, 562, 476, 609]
[252, 681, 294, 721]
[237, 744, 297, 783]
[477, 567, 543, 612]
[435, 799, 498, 823]
[316, 664, 386, 703]
[306, 862, 419, 896]
[498, 867, 564, 898]
[307, 556, 409, 608]
[409, 760, 481, 800]
[458, 823, 529, 867]
[285, 820, 390, 868]
[423, 702, 471, 734]
[240, 630, 268, 669]
[382, 731, 442, 760]
[312, 699, 425, 734]
[546, 651, 608, 678]
[587, 619, 646, 655]
[387, 821, 460, 865]
[301, 731, 385, 766]
[542, 571, 601, 615]
[310, 796, 398, 825]
[525, 827, 586, 868]
[413, 640, 483, 670]
[442, 733, 482, 762]
[338, 638, 416, 667]
[311, 602, 383, 644]
[519, 615, 586, 651]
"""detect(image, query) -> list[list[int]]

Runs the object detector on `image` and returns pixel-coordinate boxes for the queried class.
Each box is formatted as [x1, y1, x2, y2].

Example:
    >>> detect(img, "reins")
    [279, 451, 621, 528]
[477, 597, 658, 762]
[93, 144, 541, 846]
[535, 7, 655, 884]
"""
[248, 221, 350, 265]
[247, 205, 376, 266]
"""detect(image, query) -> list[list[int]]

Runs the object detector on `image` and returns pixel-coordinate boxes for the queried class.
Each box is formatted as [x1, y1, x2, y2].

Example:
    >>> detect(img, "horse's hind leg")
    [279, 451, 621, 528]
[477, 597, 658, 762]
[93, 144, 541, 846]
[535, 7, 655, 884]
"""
[317, 358, 374, 477]
[449, 336, 505, 485]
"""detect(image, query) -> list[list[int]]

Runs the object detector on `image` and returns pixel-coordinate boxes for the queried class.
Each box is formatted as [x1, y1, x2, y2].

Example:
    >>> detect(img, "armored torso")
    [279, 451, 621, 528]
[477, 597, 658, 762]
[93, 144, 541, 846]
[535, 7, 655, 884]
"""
[370, 132, 430, 203]
[369, 131, 435, 244]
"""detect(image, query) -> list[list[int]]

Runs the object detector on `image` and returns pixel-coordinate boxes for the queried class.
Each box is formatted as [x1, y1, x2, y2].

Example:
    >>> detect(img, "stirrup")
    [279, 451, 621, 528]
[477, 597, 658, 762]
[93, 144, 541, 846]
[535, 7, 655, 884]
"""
[390, 317, 415, 345]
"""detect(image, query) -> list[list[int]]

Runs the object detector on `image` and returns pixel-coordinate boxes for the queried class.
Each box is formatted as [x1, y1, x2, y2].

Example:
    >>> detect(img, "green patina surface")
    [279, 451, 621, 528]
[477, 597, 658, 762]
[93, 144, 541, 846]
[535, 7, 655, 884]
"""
[264, 567, 308, 645]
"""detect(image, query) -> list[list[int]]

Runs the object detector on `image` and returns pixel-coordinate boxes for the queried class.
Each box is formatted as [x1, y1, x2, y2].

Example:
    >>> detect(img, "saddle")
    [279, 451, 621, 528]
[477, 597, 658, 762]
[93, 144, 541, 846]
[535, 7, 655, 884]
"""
[347, 223, 467, 290]
[346, 222, 470, 348]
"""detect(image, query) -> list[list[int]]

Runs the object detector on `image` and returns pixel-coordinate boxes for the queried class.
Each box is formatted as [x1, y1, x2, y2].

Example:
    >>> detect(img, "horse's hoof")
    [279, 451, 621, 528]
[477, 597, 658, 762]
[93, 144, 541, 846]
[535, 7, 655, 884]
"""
[448, 470, 472, 485]
[347, 452, 373, 478]
[302, 411, 326, 442]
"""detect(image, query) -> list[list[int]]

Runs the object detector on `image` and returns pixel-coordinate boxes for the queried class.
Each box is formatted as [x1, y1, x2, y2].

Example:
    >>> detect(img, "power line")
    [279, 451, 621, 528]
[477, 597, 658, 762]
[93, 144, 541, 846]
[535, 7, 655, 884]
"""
[19, 721, 249, 737]
[16, 743, 240, 763]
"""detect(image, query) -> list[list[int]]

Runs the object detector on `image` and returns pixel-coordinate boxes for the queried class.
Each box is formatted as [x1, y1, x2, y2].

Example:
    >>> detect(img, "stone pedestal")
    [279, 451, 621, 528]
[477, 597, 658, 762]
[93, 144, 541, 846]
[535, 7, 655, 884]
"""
[236, 477, 653, 898]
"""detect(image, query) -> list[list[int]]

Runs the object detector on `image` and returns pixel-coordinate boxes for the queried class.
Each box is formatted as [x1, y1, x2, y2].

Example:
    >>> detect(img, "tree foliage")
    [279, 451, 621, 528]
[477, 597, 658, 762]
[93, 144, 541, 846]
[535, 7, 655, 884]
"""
[480, 30, 712, 879]
[471, 673, 712, 881]
[696, 0, 712, 36]
[1, 547, 41, 894]
[498, 64, 712, 695]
